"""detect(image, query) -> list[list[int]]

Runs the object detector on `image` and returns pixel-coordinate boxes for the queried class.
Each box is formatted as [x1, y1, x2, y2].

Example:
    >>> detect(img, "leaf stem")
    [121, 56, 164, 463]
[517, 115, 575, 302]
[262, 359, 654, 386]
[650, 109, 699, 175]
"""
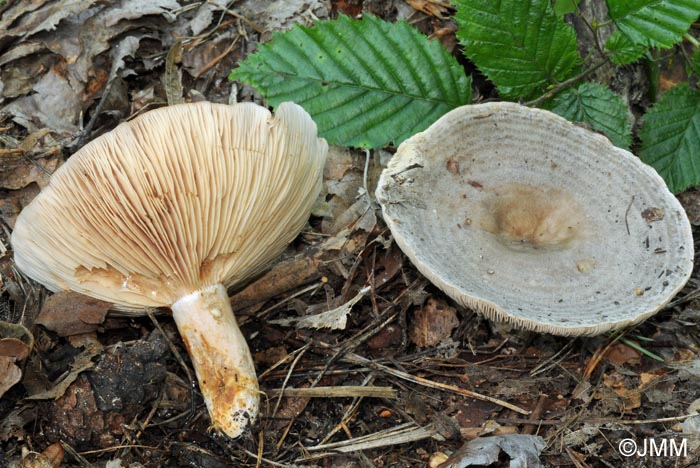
[684, 32, 700, 48]
[526, 61, 607, 107]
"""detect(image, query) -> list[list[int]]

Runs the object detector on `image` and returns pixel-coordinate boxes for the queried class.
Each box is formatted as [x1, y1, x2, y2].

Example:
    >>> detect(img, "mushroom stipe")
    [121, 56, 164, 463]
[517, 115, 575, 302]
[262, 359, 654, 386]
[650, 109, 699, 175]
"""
[12, 101, 328, 438]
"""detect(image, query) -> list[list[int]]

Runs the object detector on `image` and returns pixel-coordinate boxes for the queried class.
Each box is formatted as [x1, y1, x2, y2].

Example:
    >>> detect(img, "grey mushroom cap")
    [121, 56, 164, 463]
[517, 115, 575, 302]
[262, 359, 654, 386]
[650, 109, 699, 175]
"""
[376, 102, 694, 336]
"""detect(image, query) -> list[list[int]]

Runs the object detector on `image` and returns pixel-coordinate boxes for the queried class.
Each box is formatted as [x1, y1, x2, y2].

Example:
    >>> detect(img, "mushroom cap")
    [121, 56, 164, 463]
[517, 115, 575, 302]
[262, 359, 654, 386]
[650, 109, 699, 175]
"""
[376, 102, 694, 336]
[12, 101, 328, 310]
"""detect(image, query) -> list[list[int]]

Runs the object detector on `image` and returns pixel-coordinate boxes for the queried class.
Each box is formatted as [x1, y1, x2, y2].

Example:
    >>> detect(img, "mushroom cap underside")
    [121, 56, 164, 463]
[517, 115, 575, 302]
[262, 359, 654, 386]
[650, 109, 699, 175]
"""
[12, 101, 328, 310]
[376, 102, 694, 336]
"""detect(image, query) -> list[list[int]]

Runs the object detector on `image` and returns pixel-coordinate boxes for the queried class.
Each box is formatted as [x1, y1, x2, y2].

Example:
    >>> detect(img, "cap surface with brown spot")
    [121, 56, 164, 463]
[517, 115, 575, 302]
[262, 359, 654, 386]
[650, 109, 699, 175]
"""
[376, 102, 693, 336]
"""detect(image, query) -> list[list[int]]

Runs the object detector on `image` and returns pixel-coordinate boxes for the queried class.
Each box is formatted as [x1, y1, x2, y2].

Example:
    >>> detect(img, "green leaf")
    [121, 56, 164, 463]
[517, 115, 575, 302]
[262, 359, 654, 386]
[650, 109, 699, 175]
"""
[605, 30, 648, 65]
[554, 0, 580, 17]
[229, 14, 471, 149]
[454, 0, 582, 100]
[607, 0, 700, 49]
[547, 82, 632, 149]
[639, 83, 700, 193]
[688, 48, 700, 77]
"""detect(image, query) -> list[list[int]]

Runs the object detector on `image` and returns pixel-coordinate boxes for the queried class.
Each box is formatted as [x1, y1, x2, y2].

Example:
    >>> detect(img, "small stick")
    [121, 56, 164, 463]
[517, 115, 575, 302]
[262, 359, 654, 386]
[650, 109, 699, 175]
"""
[585, 413, 699, 425]
[268, 386, 397, 399]
[194, 36, 240, 79]
[342, 351, 530, 415]
[307, 422, 441, 454]
[317, 374, 374, 446]
[522, 394, 547, 435]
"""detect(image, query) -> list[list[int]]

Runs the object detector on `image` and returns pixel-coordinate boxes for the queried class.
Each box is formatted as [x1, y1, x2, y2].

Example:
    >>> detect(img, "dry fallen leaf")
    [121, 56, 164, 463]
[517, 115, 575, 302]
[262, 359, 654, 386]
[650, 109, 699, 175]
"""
[0, 356, 22, 398]
[440, 434, 545, 468]
[270, 286, 369, 330]
[410, 298, 459, 347]
[36, 291, 112, 336]
[18, 442, 64, 468]
[26, 342, 102, 400]
[602, 371, 641, 411]
[405, 0, 453, 19]
[603, 342, 641, 366]
[0, 322, 33, 398]
[1, 0, 182, 135]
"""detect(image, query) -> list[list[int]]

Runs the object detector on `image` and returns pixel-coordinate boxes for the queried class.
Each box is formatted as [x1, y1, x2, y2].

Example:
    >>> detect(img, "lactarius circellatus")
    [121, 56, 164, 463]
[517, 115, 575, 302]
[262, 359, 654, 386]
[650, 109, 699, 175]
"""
[12, 101, 328, 437]
[376, 102, 693, 336]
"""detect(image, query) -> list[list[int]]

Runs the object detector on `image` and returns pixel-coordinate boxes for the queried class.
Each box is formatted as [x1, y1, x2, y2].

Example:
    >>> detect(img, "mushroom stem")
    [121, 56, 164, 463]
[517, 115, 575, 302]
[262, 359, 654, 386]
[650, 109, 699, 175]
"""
[171, 284, 258, 438]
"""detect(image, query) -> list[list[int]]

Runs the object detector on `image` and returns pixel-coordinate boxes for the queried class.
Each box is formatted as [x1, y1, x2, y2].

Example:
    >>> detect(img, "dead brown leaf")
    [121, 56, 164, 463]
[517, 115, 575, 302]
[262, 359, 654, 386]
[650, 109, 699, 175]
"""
[0, 0, 98, 47]
[410, 298, 459, 347]
[18, 442, 64, 468]
[36, 291, 112, 337]
[678, 190, 700, 225]
[0, 322, 33, 398]
[405, 0, 453, 19]
[0, 337, 30, 360]
[603, 342, 641, 366]
[0, 183, 41, 228]
[0, 355, 22, 398]
[0, 141, 61, 190]
[27, 342, 102, 400]
[602, 371, 641, 411]
[164, 40, 184, 105]
[372, 244, 403, 289]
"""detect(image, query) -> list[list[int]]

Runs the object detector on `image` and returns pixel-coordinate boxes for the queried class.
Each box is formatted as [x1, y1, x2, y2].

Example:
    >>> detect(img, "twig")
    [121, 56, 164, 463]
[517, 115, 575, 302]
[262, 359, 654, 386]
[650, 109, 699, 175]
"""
[268, 385, 397, 399]
[78, 445, 160, 455]
[271, 345, 309, 419]
[339, 350, 530, 415]
[210, 0, 264, 33]
[526, 61, 607, 107]
[684, 32, 700, 48]
[530, 340, 576, 377]
[306, 422, 442, 454]
[496, 417, 561, 426]
[255, 430, 264, 468]
[624, 195, 635, 235]
[522, 394, 548, 435]
[135, 389, 164, 439]
[60, 442, 96, 468]
[194, 35, 240, 79]
[273, 345, 310, 450]
[583, 331, 626, 379]
[316, 374, 375, 446]
[309, 311, 398, 388]
[239, 449, 294, 467]
[246, 282, 323, 323]
[585, 413, 699, 425]
[69, 80, 115, 152]
[566, 446, 592, 468]
[147, 313, 198, 425]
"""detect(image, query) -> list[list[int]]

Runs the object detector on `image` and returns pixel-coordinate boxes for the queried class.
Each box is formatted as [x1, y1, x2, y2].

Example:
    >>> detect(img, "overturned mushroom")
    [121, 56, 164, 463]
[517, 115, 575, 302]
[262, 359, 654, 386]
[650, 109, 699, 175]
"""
[12, 101, 328, 437]
[376, 102, 693, 336]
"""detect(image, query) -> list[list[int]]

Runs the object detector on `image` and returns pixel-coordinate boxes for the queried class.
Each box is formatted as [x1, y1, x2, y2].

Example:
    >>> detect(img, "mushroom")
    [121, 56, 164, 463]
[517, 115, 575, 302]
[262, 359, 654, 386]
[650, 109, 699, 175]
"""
[11, 101, 328, 437]
[376, 102, 693, 336]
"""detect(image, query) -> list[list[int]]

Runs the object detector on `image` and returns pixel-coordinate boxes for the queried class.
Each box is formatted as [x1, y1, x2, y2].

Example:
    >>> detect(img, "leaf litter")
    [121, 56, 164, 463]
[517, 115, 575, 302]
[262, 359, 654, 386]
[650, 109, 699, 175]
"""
[1, 1, 700, 467]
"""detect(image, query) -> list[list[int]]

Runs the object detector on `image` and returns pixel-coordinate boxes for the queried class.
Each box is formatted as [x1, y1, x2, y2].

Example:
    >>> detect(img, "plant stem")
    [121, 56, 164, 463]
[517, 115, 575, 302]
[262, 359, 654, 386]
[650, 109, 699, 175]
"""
[526, 61, 607, 107]
[684, 32, 700, 48]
